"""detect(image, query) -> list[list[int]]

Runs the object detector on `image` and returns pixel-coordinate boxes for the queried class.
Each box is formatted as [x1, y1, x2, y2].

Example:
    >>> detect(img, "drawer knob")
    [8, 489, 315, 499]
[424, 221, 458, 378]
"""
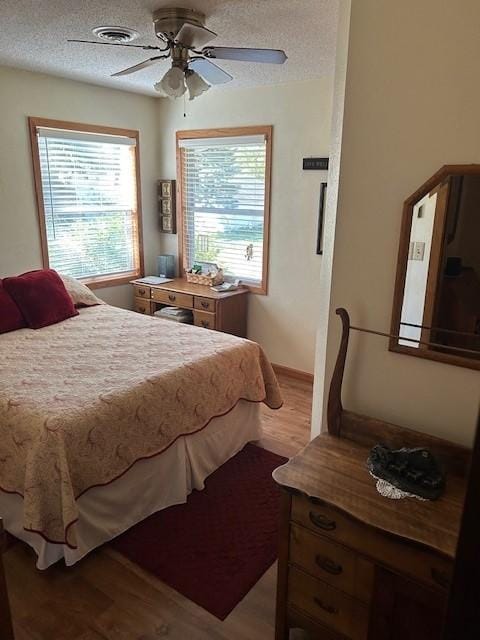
[168, 294, 176, 302]
[309, 510, 337, 531]
[201, 301, 209, 309]
[314, 597, 338, 615]
[431, 567, 450, 589]
[316, 554, 343, 576]
[201, 320, 209, 328]
[139, 288, 146, 295]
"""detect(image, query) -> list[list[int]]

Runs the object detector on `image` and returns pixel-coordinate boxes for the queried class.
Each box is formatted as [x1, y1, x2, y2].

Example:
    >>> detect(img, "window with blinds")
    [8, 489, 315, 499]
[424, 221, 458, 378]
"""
[31, 120, 142, 285]
[178, 127, 271, 292]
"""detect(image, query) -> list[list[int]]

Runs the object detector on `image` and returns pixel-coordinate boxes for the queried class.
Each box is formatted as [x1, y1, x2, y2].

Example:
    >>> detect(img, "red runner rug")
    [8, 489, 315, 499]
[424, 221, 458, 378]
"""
[111, 443, 287, 620]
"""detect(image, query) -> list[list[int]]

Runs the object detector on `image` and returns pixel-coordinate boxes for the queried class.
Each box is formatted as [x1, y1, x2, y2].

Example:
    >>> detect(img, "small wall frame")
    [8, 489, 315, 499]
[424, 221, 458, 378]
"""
[158, 179, 176, 234]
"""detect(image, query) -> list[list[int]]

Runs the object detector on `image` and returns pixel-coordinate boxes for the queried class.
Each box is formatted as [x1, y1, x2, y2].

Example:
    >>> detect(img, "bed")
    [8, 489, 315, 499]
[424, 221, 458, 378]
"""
[0, 304, 282, 569]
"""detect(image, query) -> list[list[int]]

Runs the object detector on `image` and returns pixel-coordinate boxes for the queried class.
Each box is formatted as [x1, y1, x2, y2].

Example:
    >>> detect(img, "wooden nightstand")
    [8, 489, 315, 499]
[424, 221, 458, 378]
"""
[130, 278, 249, 338]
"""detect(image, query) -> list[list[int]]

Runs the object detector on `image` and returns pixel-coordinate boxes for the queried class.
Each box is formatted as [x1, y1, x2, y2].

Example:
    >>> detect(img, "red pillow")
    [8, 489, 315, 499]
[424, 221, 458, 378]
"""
[0, 279, 26, 334]
[3, 269, 79, 329]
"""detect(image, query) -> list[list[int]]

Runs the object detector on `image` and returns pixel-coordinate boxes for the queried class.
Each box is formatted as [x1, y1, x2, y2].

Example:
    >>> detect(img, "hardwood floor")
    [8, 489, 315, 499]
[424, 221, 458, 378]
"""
[3, 373, 312, 640]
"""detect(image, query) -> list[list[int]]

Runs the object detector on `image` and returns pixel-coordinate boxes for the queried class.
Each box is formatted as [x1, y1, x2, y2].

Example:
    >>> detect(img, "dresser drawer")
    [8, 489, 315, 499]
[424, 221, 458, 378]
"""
[151, 289, 194, 308]
[194, 296, 216, 313]
[291, 494, 453, 593]
[193, 310, 216, 330]
[288, 568, 369, 640]
[134, 298, 152, 315]
[133, 284, 151, 299]
[290, 524, 373, 603]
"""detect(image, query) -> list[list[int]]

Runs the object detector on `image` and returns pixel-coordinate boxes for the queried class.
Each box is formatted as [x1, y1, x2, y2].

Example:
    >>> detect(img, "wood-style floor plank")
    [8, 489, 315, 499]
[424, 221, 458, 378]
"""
[3, 373, 312, 640]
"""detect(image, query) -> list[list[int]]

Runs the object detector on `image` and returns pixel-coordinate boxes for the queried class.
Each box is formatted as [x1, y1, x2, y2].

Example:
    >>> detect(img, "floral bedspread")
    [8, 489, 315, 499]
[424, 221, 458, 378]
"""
[0, 305, 282, 547]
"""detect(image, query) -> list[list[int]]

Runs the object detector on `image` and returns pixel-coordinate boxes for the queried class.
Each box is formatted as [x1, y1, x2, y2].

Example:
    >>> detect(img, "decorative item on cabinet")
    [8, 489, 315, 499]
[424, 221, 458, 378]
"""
[273, 308, 470, 640]
[158, 179, 176, 234]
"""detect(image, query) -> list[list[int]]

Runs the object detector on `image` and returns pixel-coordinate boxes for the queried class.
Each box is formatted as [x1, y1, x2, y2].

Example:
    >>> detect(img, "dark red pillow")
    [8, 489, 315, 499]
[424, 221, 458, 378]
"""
[0, 279, 26, 334]
[3, 269, 79, 329]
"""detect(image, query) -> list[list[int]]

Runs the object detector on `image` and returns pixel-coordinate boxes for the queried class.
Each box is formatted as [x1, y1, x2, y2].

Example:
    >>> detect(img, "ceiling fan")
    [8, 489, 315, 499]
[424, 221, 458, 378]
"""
[68, 7, 288, 100]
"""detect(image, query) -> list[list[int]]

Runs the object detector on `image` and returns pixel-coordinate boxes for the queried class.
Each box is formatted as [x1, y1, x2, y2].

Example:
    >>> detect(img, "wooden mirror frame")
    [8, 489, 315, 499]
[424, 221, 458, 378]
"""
[390, 164, 480, 371]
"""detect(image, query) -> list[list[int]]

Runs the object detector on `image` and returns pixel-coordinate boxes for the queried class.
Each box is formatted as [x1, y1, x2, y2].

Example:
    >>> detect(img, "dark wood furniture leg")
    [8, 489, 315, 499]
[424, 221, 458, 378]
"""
[443, 415, 480, 640]
[275, 491, 291, 640]
[0, 520, 14, 640]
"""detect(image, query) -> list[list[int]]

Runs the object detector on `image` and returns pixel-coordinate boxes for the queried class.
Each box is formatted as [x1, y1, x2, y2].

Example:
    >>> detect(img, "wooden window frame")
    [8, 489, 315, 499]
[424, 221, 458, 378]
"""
[176, 125, 273, 295]
[28, 117, 145, 290]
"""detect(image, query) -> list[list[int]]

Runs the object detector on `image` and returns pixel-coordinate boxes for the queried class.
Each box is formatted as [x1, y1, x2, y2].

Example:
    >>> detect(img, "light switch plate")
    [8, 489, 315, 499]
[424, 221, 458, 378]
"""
[412, 241, 426, 261]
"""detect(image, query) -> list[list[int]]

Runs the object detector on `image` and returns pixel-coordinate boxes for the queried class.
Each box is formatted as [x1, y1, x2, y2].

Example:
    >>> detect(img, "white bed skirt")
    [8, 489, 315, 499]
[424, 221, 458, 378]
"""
[0, 400, 261, 569]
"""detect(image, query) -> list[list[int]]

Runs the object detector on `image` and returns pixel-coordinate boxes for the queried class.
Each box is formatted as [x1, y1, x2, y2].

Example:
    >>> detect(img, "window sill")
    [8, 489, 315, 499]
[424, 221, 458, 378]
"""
[244, 283, 267, 295]
[80, 271, 142, 290]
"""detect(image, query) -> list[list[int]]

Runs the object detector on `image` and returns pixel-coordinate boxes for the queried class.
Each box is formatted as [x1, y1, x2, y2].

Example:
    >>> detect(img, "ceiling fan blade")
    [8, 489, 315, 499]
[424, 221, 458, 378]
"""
[176, 22, 217, 48]
[189, 58, 233, 85]
[68, 39, 166, 51]
[203, 46, 287, 64]
[112, 55, 168, 77]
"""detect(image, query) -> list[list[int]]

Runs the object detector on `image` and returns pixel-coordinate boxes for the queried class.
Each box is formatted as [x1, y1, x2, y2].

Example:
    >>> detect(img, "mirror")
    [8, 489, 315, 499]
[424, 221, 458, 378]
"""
[391, 165, 480, 370]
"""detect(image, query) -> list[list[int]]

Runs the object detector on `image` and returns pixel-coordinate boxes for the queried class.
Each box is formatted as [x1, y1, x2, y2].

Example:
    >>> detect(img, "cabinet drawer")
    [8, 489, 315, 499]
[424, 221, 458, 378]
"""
[194, 296, 216, 313]
[133, 284, 151, 299]
[134, 298, 152, 315]
[151, 289, 193, 308]
[288, 568, 369, 640]
[290, 524, 373, 603]
[193, 310, 216, 330]
[291, 494, 453, 593]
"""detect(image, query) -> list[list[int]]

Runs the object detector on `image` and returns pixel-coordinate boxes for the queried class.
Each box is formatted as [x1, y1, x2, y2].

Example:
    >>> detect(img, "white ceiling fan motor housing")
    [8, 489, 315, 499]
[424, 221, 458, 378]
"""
[153, 7, 207, 40]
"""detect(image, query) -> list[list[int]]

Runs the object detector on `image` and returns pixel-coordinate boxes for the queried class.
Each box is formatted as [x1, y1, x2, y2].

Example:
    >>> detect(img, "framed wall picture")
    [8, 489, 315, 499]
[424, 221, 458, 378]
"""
[158, 179, 176, 234]
[161, 181, 172, 198]
[316, 182, 327, 255]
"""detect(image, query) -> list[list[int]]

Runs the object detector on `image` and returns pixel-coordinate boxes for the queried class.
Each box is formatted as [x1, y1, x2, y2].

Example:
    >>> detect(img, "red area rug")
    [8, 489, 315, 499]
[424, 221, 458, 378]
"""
[111, 443, 287, 620]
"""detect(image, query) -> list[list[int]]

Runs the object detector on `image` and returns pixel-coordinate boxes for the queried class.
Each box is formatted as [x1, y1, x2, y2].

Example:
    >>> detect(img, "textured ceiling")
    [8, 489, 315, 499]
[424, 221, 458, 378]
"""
[0, 0, 339, 96]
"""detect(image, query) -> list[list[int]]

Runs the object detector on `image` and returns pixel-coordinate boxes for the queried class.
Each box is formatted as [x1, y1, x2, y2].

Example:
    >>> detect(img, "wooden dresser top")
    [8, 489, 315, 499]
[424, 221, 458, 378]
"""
[273, 433, 467, 559]
[131, 278, 248, 300]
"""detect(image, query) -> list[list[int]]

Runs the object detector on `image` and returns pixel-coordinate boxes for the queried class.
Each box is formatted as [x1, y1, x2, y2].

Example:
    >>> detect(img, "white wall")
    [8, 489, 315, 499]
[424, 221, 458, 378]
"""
[157, 78, 334, 373]
[314, 0, 480, 446]
[0, 66, 160, 308]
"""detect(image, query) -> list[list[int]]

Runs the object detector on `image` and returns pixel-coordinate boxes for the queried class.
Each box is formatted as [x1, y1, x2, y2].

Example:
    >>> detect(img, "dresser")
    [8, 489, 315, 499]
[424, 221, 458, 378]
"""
[273, 307, 469, 640]
[273, 432, 467, 640]
[130, 278, 248, 337]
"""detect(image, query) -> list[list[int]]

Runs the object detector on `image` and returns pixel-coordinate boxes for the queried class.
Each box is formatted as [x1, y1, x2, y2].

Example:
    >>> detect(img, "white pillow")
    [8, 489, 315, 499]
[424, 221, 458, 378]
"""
[59, 274, 105, 308]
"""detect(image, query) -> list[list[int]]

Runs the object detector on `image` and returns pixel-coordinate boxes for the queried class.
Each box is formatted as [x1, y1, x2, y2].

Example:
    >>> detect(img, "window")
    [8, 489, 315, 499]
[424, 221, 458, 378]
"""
[29, 118, 144, 288]
[177, 126, 272, 294]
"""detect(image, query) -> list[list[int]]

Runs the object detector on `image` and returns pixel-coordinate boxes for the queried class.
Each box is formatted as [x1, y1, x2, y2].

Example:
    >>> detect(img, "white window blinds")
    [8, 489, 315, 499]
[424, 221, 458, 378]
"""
[179, 134, 268, 287]
[36, 128, 141, 281]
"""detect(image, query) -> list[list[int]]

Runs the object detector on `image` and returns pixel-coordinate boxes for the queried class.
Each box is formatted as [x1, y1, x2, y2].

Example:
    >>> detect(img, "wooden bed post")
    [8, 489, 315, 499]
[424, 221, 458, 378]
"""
[327, 308, 351, 436]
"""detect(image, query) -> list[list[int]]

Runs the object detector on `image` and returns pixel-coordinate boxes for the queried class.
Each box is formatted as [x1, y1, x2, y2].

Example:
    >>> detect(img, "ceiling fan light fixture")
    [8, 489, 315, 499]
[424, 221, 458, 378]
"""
[157, 65, 186, 98]
[185, 70, 210, 100]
